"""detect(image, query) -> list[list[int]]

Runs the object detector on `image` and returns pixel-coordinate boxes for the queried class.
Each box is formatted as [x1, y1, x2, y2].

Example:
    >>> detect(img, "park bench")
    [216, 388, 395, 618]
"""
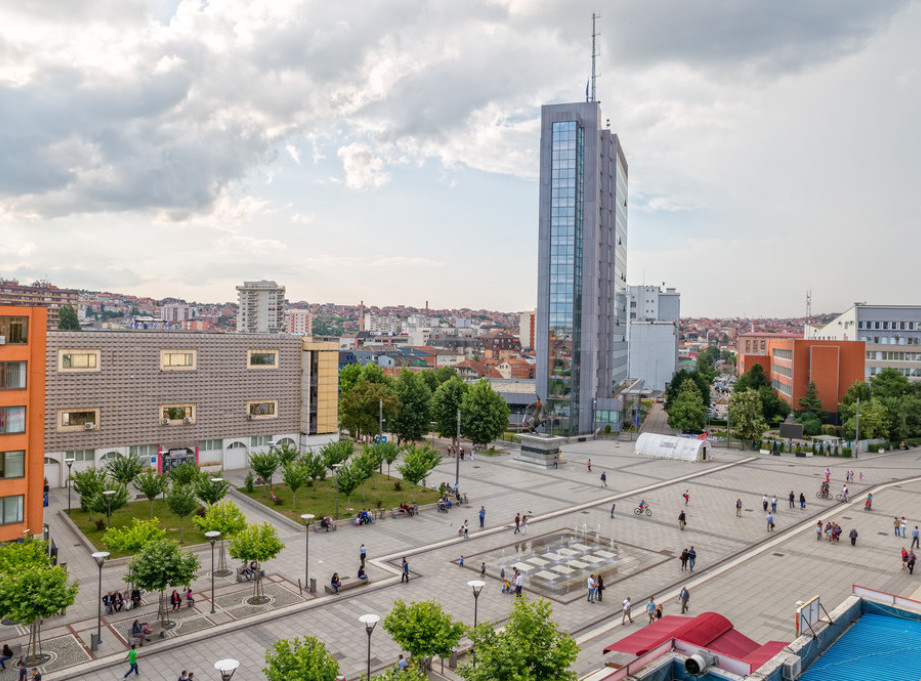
[313, 521, 337, 533]
[235, 568, 265, 583]
[324, 575, 368, 595]
[126, 622, 157, 646]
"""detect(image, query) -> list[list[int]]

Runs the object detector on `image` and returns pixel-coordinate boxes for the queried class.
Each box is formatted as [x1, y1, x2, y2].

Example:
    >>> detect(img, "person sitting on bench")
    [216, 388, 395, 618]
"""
[330, 572, 341, 594]
[239, 562, 253, 580]
[357, 565, 367, 580]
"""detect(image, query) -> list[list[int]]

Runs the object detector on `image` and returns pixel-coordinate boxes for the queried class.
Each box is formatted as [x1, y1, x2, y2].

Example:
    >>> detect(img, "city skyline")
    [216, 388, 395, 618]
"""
[1, 1, 918, 316]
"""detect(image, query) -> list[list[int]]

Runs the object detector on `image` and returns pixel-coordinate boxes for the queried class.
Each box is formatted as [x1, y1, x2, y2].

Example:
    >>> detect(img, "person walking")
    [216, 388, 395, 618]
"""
[678, 510, 687, 531]
[521, 514, 529, 533]
[894, 517, 901, 537]
[816, 521, 823, 541]
[514, 570, 523, 598]
[178, 672, 188, 681]
[688, 546, 697, 572]
[910, 551, 917, 575]
[902, 517, 908, 538]
[480, 561, 486, 577]
[596, 575, 604, 601]
[587, 575, 596, 603]
[736, 498, 742, 517]
[587, 459, 592, 472]
[679, 548, 689, 571]
[610, 503, 616, 518]
[912, 526, 920, 550]
[800, 493, 806, 510]
[683, 489, 690, 505]
[789, 491, 795, 509]
[601, 471, 607, 487]
[359, 544, 367, 567]
[646, 597, 657, 623]
[621, 597, 634, 625]
[17, 662, 26, 681]
[401, 557, 409, 583]
[514, 513, 521, 534]
[762, 494, 769, 512]
[679, 586, 690, 614]
[849, 528, 858, 546]
[479, 506, 486, 528]
[123, 645, 139, 678]
[463, 520, 470, 539]
[771, 495, 778, 514]
[30, 670, 40, 681]
[766, 512, 775, 532]
[902, 548, 909, 570]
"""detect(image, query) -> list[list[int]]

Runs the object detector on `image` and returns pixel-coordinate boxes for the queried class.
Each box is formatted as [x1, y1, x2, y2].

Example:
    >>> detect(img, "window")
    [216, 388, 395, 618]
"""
[160, 350, 197, 370]
[251, 435, 272, 447]
[0, 451, 25, 478]
[64, 449, 94, 462]
[160, 404, 195, 424]
[772, 348, 793, 360]
[199, 439, 222, 451]
[129, 444, 158, 457]
[0, 407, 26, 434]
[57, 408, 99, 430]
[0, 316, 28, 344]
[58, 350, 100, 372]
[247, 350, 278, 368]
[247, 400, 278, 420]
[100, 451, 120, 461]
[0, 362, 26, 389]
[1, 495, 24, 524]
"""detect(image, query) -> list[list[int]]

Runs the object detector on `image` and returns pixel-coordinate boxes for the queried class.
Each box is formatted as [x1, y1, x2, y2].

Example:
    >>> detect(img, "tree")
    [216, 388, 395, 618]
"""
[392, 369, 433, 443]
[165, 484, 199, 544]
[798, 381, 824, 415]
[103, 518, 166, 554]
[133, 469, 169, 518]
[735, 363, 770, 393]
[281, 462, 311, 511]
[338, 362, 363, 394]
[301, 451, 328, 498]
[728, 389, 767, 448]
[0, 565, 78, 663]
[270, 440, 301, 467]
[249, 451, 280, 494]
[871, 368, 911, 400]
[57, 305, 81, 331]
[461, 378, 510, 448]
[264, 636, 340, 681]
[435, 366, 459, 384]
[397, 445, 441, 502]
[841, 380, 872, 407]
[373, 440, 401, 477]
[126, 539, 199, 626]
[193, 474, 230, 506]
[458, 597, 579, 681]
[86, 482, 129, 520]
[228, 522, 284, 602]
[319, 440, 354, 472]
[0, 539, 50, 575]
[419, 369, 440, 394]
[758, 385, 790, 423]
[340, 379, 400, 440]
[383, 600, 465, 672]
[664, 370, 711, 411]
[666, 381, 707, 433]
[106, 453, 146, 486]
[843, 397, 891, 440]
[695, 347, 719, 382]
[169, 461, 200, 486]
[432, 375, 469, 450]
[192, 500, 247, 574]
[333, 461, 364, 511]
[71, 467, 106, 516]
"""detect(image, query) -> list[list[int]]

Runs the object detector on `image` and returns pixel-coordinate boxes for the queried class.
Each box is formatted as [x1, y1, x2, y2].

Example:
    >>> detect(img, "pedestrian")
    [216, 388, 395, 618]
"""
[401, 557, 409, 583]
[771, 495, 778, 513]
[514, 513, 521, 534]
[470, 447, 475, 461]
[800, 493, 806, 510]
[762, 494, 769, 512]
[894, 517, 901, 537]
[397, 655, 408, 672]
[683, 489, 690, 505]
[479, 506, 486, 528]
[688, 546, 697, 572]
[655, 602, 663, 620]
[601, 471, 607, 487]
[679, 548, 689, 571]
[360, 544, 367, 567]
[816, 521, 823, 541]
[789, 491, 795, 509]
[123, 645, 139, 679]
[842, 484, 849, 502]
[913, 526, 920, 550]
[766, 512, 775, 532]
[902, 517, 908, 538]
[463, 520, 469, 539]
[0, 645, 12, 671]
[911, 551, 918, 575]
[902, 548, 909, 570]
[188, 672, 194, 681]
[178, 672, 187, 681]
[587, 459, 592, 472]
[622, 596, 634, 624]
[587, 575, 596, 602]
[521, 514, 529, 533]
[459, 447, 464, 460]
[678, 510, 686, 531]
[552, 455, 559, 469]
[610, 503, 616, 518]
[17, 662, 26, 681]
[480, 561, 486, 577]
[849, 528, 858, 546]
[646, 597, 657, 623]
[679, 586, 690, 614]
[596, 575, 604, 601]
[735, 498, 742, 517]
[825, 468, 831, 482]
[30, 670, 40, 681]
[459, 555, 464, 567]
[515, 570, 523, 597]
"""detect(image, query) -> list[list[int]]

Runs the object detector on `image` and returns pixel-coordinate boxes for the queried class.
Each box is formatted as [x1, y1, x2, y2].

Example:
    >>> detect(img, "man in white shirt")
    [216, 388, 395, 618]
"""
[622, 596, 633, 624]
[515, 571, 524, 598]
[587, 575, 596, 603]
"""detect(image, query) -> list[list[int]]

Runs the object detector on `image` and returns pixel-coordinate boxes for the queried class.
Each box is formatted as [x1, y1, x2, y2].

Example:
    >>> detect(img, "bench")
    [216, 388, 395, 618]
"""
[313, 522, 337, 533]
[126, 623, 156, 646]
[389, 506, 418, 519]
[324, 575, 369, 595]
[235, 568, 265, 583]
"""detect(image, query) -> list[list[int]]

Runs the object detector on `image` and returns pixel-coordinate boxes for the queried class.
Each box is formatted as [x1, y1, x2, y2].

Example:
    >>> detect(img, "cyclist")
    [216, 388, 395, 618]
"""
[841, 484, 849, 502]
[638, 500, 647, 511]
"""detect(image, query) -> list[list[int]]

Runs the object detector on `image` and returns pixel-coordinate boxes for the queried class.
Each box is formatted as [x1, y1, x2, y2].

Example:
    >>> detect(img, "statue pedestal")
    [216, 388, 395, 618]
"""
[515, 434, 566, 468]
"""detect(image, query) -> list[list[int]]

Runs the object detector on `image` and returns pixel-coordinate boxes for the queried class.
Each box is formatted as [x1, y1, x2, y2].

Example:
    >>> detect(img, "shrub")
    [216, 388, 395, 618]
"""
[438, 482, 446, 496]
[243, 473, 255, 493]
[194, 506, 207, 518]
[604, 424, 611, 434]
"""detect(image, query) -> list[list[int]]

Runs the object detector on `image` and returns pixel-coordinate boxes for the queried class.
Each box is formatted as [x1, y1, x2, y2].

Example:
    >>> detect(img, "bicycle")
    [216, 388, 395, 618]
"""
[836, 494, 848, 502]
[633, 506, 652, 517]
[816, 490, 831, 500]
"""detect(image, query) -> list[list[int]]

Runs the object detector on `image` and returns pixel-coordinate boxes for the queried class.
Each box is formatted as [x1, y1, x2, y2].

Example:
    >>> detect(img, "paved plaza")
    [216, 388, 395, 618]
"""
[8, 440, 921, 681]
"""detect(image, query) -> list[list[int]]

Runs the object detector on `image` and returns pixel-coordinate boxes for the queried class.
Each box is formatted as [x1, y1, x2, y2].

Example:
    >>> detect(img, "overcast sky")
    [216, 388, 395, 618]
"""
[1, 0, 918, 316]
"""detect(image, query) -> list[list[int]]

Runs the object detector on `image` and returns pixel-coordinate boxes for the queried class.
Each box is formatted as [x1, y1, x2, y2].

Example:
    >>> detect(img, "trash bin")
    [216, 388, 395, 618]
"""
[309, 577, 317, 593]
[90, 633, 100, 652]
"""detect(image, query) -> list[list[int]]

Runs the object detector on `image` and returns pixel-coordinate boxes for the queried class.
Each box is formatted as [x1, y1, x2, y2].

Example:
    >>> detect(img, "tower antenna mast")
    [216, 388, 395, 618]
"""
[591, 13, 600, 102]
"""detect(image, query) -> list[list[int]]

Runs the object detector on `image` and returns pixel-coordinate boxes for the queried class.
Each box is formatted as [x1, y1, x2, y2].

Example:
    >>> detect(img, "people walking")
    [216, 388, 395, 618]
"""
[679, 548, 689, 571]
[601, 471, 607, 487]
[679, 586, 690, 614]
[678, 510, 687, 531]
[771, 495, 778, 513]
[587, 459, 592, 472]
[123, 645, 139, 678]
[683, 489, 690, 505]
[762, 494, 769, 512]
[849, 528, 858, 546]
[912, 526, 920, 550]
[902, 548, 909, 570]
[901, 517, 908, 538]
[688, 546, 697, 572]
[646, 597, 657, 623]
[736, 498, 742, 517]
[894, 517, 901, 536]
[463, 520, 469, 539]
[766, 512, 775, 532]
[910, 551, 917, 575]
[789, 491, 795, 509]
[514, 513, 521, 534]
[480, 562, 486, 577]
[479, 506, 486, 528]
[401, 557, 409, 583]
[360, 544, 367, 567]
[514, 570, 523, 597]
[587, 575, 596, 602]
[621, 597, 634, 624]
[610, 503, 616, 518]
[800, 493, 806, 510]
[816, 521, 823, 540]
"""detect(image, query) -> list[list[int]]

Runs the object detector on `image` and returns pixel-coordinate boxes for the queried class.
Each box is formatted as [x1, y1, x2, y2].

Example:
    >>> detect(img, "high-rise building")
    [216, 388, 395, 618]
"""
[236, 280, 286, 333]
[627, 285, 681, 392]
[628, 284, 680, 324]
[519, 311, 536, 350]
[286, 308, 313, 335]
[0, 279, 78, 329]
[535, 101, 628, 434]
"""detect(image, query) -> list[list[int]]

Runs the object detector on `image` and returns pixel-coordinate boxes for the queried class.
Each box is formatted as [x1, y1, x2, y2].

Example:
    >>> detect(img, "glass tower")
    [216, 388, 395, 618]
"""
[536, 101, 628, 435]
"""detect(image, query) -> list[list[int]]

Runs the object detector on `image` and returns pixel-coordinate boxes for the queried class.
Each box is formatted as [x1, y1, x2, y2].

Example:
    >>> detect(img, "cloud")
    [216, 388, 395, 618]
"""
[285, 144, 301, 165]
[337, 143, 390, 189]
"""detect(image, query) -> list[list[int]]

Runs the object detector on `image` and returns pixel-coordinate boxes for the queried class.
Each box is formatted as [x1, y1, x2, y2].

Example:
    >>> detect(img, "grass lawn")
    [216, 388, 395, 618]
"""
[237, 472, 441, 522]
[67, 498, 211, 558]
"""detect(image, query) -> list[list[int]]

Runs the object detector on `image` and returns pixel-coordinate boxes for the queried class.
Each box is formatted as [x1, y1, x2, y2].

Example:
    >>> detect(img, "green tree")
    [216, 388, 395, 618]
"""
[374, 440, 401, 477]
[281, 462, 311, 511]
[695, 347, 719, 382]
[359, 363, 394, 386]
[193, 474, 230, 506]
[0, 565, 78, 663]
[133, 469, 169, 519]
[165, 484, 199, 544]
[843, 397, 891, 440]
[356, 445, 385, 496]
[758, 385, 790, 423]
[264, 636, 340, 681]
[71, 467, 106, 516]
[871, 368, 911, 400]
[419, 369, 440, 394]
[301, 451, 328, 498]
[397, 445, 440, 503]
[338, 362, 362, 394]
[126, 539, 199, 626]
[169, 461, 200, 486]
[435, 366, 459, 384]
[432, 375, 469, 451]
[392, 369, 433, 443]
[734, 363, 770, 393]
[270, 440, 301, 467]
[340, 379, 400, 440]
[666, 381, 707, 433]
[798, 381, 824, 415]
[664, 370, 711, 411]
[0, 539, 50, 574]
[106, 453, 146, 486]
[383, 600, 465, 672]
[103, 518, 166, 554]
[86, 482, 129, 521]
[319, 439, 354, 472]
[192, 500, 247, 574]
[57, 304, 81, 331]
[841, 380, 872, 407]
[333, 461, 364, 511]
[728, 389, 768, 448]
[458, 597, 579, 681]
[228, 522, 284, 601]
[249, 451, 280, 495]
[461, 378, 510, 448]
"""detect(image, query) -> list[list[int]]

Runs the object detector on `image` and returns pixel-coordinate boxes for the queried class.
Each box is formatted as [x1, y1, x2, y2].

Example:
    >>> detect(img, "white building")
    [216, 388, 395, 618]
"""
[805, 303, 921, 380]
[628, 284, 680, 324]
[519, 311, 535, 350]
[364, 314, 401, 335]
[286, 308, 312, 335]
[236, 280, 286, 333]
[626, 284, 681, 392]
[159, 303, 200, 323]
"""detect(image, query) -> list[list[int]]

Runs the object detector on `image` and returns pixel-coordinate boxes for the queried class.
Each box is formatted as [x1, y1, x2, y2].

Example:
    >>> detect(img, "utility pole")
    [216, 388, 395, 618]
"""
[854, 396, 860, 458]
[455, 409, 461, 490]
[727, 399, 731, 450]
[378, 398, 383, 444]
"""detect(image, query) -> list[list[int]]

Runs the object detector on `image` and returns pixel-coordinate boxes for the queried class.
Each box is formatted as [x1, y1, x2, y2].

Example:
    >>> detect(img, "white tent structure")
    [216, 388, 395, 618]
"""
[635, 433, 711, 462]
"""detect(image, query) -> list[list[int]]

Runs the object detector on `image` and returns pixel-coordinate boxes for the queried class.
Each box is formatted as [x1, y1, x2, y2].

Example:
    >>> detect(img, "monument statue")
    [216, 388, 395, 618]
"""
[524, 398, 547, 433]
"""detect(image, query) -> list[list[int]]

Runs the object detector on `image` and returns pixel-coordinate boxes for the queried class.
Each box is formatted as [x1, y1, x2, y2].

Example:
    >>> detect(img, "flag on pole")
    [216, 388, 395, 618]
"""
[585, 79, 590, 101]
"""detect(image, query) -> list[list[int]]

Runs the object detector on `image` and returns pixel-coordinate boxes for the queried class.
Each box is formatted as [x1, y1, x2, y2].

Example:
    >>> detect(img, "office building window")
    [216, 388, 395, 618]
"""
[0, 406, 26, 434]
[129, 444, 158, 457]
[772, 349, 793, 360]
[64, 449, 94, 462]
[0, 316, 28, 344]
[1, 495, 24, 524]
[247, 350, 278, 368]
[199, 439, 222, 451]
[251, 435, 272, 447]
[160, 404, 195, 424]
[247, 400, 278, 420]
[58, 408, 99, 430]
[58, 350, 100, 372]
[0, 361, 26, 389]
[0, 450, 25, 478]
[160, 350, 197, 370]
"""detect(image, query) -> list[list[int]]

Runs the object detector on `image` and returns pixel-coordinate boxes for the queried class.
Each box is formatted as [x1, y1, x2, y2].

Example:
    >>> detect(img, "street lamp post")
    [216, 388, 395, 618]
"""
[214, 659, 239, 681]
[455, 409, 461, 490]
[92, 551, 110, 646]
[205, 531, 220, 614]
[209, 477, 231, 576]
[64, 458, 74, 515]
[300, 514, 315, 592]
[359, 614, 380, 681]
[102, 489, 116, 529]
[467, 580, 485, 667]
[333, 464, 342, 520]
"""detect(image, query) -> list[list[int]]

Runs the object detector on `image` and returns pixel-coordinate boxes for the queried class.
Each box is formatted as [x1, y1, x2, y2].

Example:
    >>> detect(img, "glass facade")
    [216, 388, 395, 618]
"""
[547, 121, 584, 433]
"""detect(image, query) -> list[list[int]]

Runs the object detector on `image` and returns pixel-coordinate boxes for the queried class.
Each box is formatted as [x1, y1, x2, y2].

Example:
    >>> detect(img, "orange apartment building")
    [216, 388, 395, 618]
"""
[0, 306, 46, 542]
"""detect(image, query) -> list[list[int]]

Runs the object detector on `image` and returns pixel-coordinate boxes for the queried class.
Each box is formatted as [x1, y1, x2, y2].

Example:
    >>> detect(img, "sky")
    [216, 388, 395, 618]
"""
[1, 0, 919, 317]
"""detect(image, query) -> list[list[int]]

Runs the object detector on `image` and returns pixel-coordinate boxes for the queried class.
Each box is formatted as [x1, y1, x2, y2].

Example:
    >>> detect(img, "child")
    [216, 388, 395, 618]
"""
[459, 555, 464, 567]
